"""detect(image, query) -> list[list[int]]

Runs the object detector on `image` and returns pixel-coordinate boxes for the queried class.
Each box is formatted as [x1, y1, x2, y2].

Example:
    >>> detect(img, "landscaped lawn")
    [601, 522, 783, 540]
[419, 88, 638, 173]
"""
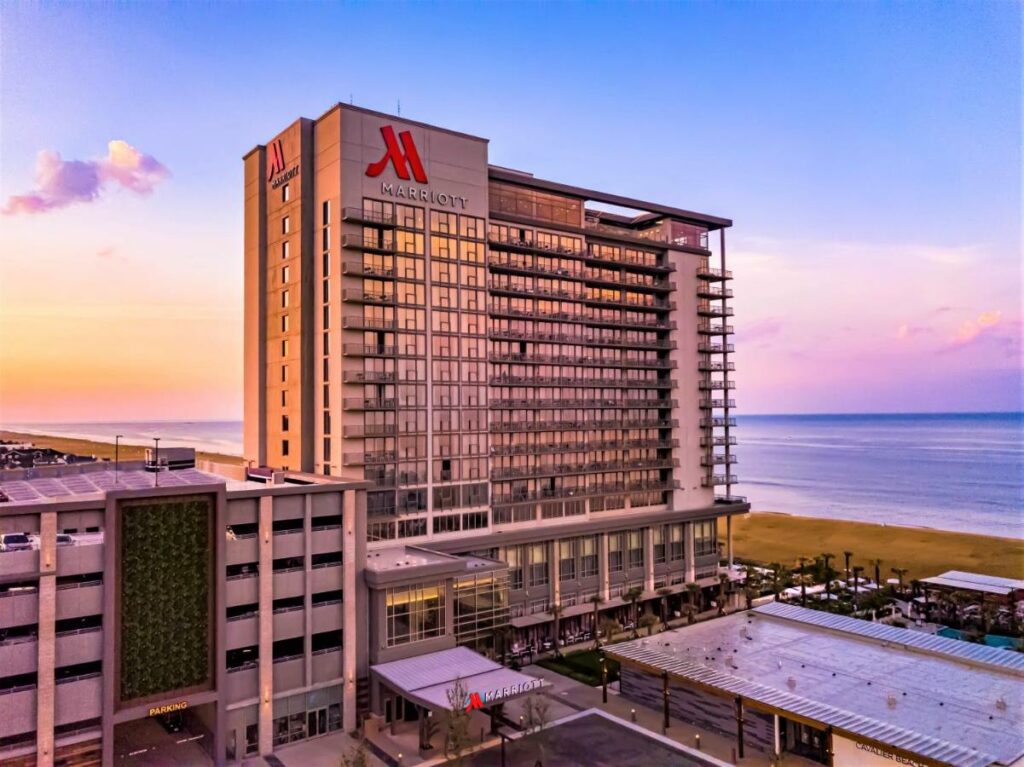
[537, 649, 620, 686]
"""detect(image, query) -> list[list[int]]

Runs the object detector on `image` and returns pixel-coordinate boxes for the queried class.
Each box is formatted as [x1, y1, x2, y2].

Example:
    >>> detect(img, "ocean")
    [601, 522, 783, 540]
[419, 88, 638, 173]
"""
[4, 412, 1022, 539]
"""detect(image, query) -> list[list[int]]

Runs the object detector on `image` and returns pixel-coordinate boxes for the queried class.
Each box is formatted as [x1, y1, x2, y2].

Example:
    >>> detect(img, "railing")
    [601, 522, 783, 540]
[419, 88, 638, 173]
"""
[487, 235, 586, 259]
[698, 361, 735, 372]
[342, 397, 396, 410]
[715, 494, 748, 504]
[489, 398, 676, 409]
[700, 417, 737, 428]
[343, 424, 396, 437]
[489, 438, 678, 456]
[699, 399, 736, 409]
[697, 323, 734, 335]
[698, 342, 735, 354]
[489, 375, 675, 389]
[490, 458, 677, 480]
[696, 264, 733, 280]
[489, 418, 676, 432]
[698, 380, 736, 390]
[488, 352, 675, 369]
[341, 344, 396, 356]
[342, 207, 394, 225]
[343, 371, 395, 384]
[341, 234, 395, 251]
[56, 671, 101, 685]
[701, 455, 738, 466]
[702, 475, 738, 486]
[697, 286, 733, 299]
[701, 435, 737, 447]
[341, 289, 395, 304]
[342, 261, 396, 279]
[342, 317, 397, 331]
[697, 302, 735, 316]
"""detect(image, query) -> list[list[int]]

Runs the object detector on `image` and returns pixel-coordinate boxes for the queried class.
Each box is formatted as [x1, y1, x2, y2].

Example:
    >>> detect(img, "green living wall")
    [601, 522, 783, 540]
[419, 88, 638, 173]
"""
[119, 495, 213, 703]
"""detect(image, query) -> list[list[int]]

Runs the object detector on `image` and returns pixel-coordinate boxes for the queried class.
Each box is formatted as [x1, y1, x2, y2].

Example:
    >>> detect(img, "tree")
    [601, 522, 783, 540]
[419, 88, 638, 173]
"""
[600, 616, 622, 645]
[656, 586, 673, 629]
[686, 581, 702, 613]
[639, 612, 660, 637]
[548, 603, 563, 657]
[339, 738, 370, 767]
[890, 567, 909, 595]
[852, 566, 865, 604]
[869, 558, 883, 589]
[822, 553, 836, 606]
[717, 573, 729, 615]
[624, 586, 644, 638]
[798, 557, 809, 607]
[444, 677, 473, 766]
[768, 564, 789, 602]
[588, 594, 604, 649]
[843, 550, 853, 580]
[523, 692, 552, 764]
[743, 570, 763, 610]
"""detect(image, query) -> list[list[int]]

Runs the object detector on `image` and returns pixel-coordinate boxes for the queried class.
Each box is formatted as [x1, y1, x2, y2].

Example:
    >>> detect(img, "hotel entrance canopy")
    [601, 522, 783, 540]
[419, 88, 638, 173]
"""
[372, 647, 544, 711]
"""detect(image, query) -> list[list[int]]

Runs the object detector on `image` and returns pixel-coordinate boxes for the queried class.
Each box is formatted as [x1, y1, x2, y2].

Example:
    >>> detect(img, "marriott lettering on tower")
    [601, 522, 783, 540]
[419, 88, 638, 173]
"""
[368, 124, 469, 208]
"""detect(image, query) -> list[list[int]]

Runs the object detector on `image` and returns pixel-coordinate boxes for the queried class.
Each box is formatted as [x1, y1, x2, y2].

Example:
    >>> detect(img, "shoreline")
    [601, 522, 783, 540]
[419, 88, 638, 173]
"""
[0, 430, 244, 466]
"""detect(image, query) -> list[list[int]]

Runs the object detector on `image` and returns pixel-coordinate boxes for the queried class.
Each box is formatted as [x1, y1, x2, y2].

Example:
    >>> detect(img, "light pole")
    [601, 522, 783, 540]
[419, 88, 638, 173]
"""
[114, 435, 123, 485]
[153, 438, 161, 487]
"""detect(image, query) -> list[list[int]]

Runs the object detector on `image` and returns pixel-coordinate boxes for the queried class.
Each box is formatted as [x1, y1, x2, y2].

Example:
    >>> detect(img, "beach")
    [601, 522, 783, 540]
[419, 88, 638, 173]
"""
[0, 430, 243, 466]
[727, 511, 1024, 582]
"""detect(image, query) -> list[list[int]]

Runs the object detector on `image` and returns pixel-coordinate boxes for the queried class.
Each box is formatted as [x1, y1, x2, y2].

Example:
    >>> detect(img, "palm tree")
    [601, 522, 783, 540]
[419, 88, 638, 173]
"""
[768, 563, 789, 602]
[624, 586, 644, 638]
[599, 616, 622, 645]
[588, 594, 604, 649]
[852, 565, 864, 602]
[686, 582, 702, 613]
[843, 550, 853, 580]
[891, 567, 909, 595]
[821, 553, 836, 606]
[717, 573, 730, 615]
[869, 558, 883, 589]
[548, 603, 563, 656]
[744, 570, 763, 610]
[638, 612, 659, 637]
[798, 557, 809, 607]
[656, 586, 673, 629]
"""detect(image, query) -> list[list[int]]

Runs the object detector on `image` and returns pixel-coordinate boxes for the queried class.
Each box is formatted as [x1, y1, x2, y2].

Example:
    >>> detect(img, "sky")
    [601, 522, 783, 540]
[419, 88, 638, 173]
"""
[0, 1, 1020, 422]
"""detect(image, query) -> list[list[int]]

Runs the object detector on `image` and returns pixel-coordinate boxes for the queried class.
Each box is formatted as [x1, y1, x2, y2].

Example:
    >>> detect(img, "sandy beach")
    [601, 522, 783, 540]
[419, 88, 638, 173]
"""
[0, 430, 243, 467]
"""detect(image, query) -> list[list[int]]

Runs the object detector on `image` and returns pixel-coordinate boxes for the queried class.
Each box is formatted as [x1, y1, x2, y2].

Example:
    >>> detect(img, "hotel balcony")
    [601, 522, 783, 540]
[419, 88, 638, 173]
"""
[585, 274, 675, 293]
[342, 397, 396, 411]
[488, 374, 675, 389]
[701, 455, 738, 466]
[698, 342, 735, 354]
[342, 288, 395, 305]
[702, 474, 738, 486]
[343, 450, 396, 466]
[583, 294, 676, 312]
[698, 380, 736, 390]
[342, 260, 396, 279]
[342, 343, 396, 357]
[587, 316, 676, 331]
[489, 397, 676, 410]
[488, 352, 675, 370]
[697, 302, 735, 318]
[343, 370, 395, 384]
[342, 206, 395, 227]
[698, 399, 736, 409]
[487, 234, 587, 260]
[714, 494, 748, 504]
[698, 360, 735, 372]
[487, 329, 674, 350]
[490, 458, 677, 481]
[696, 262, 733, 281]
[701, 416, 737, 428]
[341, 233, 395, 253]
[701, 435, 737, 447]
[697, 285, 733, 300]
[489, 438, 678, 457]
[492, 479, 678, 506]
[342, 316, 397, 331]
[489, 417, 677, 433]
[488, 256, 585, 281]
[343, 423, 397, 438]
[697, 323, 734, 336]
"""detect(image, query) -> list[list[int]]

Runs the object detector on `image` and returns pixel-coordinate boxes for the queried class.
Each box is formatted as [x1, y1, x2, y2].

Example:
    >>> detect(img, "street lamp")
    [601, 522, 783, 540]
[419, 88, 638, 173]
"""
[114, 435, 123, 485]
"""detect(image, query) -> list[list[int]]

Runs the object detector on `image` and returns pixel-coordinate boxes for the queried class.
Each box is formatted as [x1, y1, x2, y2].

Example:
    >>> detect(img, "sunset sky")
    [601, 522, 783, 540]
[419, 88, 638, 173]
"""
[0, 2, 1020, 422]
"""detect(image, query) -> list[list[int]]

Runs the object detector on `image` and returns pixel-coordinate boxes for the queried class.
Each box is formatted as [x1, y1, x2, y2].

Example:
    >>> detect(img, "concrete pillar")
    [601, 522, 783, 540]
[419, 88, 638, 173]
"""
[684, 522, 696, 583]
[36, 511, 57, 767]
[303, 494, 313, 688]
[599, 532, 610, 601]
[643, 528, 655, 593]
[258, 496, 274, 755]
[773, 714, 781, 759]
[342, 490, 359, 732]
[550, 540, 560, 607]
[726, 515, 734, 568]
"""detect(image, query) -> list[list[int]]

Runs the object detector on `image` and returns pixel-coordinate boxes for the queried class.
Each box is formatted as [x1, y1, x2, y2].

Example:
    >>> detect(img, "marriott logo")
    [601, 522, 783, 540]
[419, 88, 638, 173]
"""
[366, 126, 428, 183]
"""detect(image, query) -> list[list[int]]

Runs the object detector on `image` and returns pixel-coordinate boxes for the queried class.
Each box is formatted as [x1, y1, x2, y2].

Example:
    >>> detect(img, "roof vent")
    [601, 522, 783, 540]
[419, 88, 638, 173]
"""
[996, 697, 1007, 711]
[786, 677, 797, 690]
[887, 694, 898, 709]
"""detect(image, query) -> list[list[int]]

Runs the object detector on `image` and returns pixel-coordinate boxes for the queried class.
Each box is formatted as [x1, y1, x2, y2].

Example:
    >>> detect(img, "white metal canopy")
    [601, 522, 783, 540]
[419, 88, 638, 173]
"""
[372, 646, 544, 711]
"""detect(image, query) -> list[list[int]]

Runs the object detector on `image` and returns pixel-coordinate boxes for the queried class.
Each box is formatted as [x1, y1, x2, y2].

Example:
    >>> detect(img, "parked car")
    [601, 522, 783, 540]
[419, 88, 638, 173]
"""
[157, 712, 185, 734]
[0, 533, 32, 552]
[56, 534, 75, 546]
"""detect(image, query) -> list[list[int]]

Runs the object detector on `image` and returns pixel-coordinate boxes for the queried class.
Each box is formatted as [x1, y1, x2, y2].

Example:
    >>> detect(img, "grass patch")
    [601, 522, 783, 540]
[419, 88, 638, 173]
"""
[725, 512, 1024, 582]
[537, 649, 620, 687]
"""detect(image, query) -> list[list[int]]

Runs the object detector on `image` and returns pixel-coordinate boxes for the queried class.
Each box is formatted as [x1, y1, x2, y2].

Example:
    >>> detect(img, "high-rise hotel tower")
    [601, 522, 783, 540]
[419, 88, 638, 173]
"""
[244, 104, 747, 640]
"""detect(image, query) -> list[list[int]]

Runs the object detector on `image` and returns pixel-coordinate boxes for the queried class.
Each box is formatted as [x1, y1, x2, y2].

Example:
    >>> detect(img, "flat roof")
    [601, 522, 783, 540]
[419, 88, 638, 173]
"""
[364, 545, 460, 573]
[922, 571, 1024, 595]
[607, 603, 1024, 767]
[0, 468, 226, 505]
[372, 646, 543, 710]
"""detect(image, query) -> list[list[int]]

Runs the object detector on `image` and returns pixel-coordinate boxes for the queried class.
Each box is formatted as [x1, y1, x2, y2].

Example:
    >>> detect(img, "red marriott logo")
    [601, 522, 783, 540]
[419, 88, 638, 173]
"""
[366, 126, 427, 183]
[464, 693, 484, 712]
[267, 140, 286, 181]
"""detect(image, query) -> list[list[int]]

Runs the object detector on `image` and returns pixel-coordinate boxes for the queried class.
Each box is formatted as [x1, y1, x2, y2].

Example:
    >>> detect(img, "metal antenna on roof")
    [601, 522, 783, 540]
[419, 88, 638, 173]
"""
[349, 93, 353, 105]
[397, 99, 401, 116]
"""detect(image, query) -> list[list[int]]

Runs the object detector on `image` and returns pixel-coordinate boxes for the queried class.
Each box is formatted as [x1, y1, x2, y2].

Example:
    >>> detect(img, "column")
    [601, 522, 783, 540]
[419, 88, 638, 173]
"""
[773, 714, 781, 761]
[683, 522, 696, 583]
[258, 496, 274, 755]
[726, 515, 734, 568]
[303, 495, 313, 687]
[549, 540, 560, 607]
[643, 528, 654, 593]
[342, 490, 359, 732]
[35, 511, 57, 767]
[599, 532, 610, 601]
[735, 696, 745, 759]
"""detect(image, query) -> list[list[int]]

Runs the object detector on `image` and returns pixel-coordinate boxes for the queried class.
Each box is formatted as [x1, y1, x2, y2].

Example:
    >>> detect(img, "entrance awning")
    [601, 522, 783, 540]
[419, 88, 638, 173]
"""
[372, 646, 544, 711]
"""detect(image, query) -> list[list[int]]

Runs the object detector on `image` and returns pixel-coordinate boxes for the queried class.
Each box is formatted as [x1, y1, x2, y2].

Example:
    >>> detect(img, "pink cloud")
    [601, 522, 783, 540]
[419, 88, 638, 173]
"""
[3, 140, 169, 215]
[948, 311, 1002, 348]
[740, 317, 784, 342]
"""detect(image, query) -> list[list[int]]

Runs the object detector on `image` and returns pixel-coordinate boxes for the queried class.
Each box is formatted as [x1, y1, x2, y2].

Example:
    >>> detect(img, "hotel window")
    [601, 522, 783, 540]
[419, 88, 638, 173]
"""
[281, 365, 288, 382]
[460, 215, 484, 240]
[559, 539, 576, 582]
[527, 543, 548, 587]
[694, 520, 717, 556]
[395, 204, 424, 230]
[653, 526, 666, 564]
[281, 390, 287, 407]
[322, 200, 331, 225]
[281, 290, 289, 308]
[281, 314, 289, 332]
[430, 211, 457, 234]
[580, 536, 598, 578]
[282, 241, 290, 260]
[322, 227, 330, 252]
[505, 546, 523, 590]
[323, 438, 331, 460]
[628, 531, 644, 570]
[282, 265, 290, 283]
[669, 524, 684, 561]
[282, 415, 289, 432]
[281, 440, 289, 456]
[608, 533, 624, 572]
[282, 183, 290, 202]
[385, 582, 445, 647]
[282, 216, 290, 234]
[281, 339, 288, 357]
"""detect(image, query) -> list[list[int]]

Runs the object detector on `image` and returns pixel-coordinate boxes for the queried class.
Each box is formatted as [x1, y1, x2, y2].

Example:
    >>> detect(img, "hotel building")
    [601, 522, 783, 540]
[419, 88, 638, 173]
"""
[243, 103, 749, 650]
